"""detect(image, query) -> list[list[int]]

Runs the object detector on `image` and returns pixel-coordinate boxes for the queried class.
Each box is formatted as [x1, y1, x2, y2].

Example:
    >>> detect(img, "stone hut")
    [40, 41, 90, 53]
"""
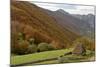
[72, 43, 86, 55]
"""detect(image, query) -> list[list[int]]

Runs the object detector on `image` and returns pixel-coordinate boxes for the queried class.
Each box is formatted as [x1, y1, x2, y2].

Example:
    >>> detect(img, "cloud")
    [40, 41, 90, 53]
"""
[74, 6, 95, 14]
[76, 6, 94, 12]
[33, 3, 60, 11]
[30, 2, 95, 15]
[33, 2, 77, 10]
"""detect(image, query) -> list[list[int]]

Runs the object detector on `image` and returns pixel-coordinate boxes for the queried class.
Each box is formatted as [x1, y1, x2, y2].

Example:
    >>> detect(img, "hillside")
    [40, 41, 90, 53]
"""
[44, 9, 93, 37]
[72, 14, 95, 28]
[11, 1, 80, 49]
[72, 14, 95, 38]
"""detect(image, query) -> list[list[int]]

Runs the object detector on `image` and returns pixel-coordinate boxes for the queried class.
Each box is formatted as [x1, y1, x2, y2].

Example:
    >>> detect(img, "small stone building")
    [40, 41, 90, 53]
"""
[72, 43, 86, 55]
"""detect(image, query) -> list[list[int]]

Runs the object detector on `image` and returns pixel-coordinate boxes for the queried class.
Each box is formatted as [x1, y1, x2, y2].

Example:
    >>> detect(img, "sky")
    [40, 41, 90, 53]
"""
[30, 1, 95, 15]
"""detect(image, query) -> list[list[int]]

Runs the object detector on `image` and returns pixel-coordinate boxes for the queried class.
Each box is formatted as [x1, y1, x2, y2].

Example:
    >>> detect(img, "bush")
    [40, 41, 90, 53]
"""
[12, 40, 29, 55]
[26, 44, 37, 53]
[72, 37, 95, 51]
[11, 32, 55, 54]
[37, 42, 54, 52]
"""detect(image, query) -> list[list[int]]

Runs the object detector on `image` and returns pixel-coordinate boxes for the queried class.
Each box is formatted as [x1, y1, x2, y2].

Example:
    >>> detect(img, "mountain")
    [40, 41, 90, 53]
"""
[56, 9, 69, 15]
[72, 14, 95, 28]
[44, 8, 93, 38]
[11, 1, 80, 49]
[72, 14, 95, 38]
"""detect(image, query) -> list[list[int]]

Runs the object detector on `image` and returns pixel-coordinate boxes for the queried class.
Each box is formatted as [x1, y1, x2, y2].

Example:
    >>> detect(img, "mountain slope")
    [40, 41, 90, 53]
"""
[44, 9, 93, 37]
[72, 14, 95, 28]
[11, 1, 80, 49]
[72, 14, 95, 38]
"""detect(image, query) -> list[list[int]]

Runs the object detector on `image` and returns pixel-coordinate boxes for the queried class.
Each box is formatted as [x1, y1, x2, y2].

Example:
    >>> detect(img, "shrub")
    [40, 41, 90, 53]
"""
[26, 44, 37, 53]
[37, 42, 54, 52]
[47, 43, 55, 50]
[12, 40, 29, 55]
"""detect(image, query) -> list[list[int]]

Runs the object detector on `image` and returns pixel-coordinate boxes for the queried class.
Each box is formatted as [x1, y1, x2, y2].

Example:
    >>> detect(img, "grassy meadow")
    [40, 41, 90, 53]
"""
[11, 48, 95, 66]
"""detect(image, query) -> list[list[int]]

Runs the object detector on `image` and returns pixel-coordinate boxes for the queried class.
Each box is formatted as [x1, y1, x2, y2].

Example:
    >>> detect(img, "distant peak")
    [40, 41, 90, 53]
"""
[56, 9, 69, 14]
[57, 9, 65, 12]
[57, 9, 65, 11]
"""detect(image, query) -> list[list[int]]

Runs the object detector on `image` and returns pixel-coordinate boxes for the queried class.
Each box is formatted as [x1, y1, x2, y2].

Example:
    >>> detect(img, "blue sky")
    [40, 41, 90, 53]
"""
[30, 2, 95, 15]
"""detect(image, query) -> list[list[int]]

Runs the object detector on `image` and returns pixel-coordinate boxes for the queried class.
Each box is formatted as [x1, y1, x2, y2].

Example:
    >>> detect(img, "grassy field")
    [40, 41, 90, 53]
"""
[11, 48, 73, 65]
[30, 54, 95, 65]
[11, 48, 95, 66]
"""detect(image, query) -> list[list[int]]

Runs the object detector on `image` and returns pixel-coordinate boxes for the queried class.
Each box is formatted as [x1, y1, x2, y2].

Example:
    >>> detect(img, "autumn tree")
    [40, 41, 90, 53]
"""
[72, 37, 95, 51]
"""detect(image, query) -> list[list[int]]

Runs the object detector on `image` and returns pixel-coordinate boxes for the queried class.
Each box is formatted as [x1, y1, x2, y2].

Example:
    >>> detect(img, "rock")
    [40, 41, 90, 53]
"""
[72, 43, 86, 55]
[64, 52, 72, 56]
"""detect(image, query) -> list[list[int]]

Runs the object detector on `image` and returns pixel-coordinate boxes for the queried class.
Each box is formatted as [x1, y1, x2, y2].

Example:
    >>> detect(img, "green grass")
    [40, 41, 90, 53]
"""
[27, 55, 95, 65]
[11, 48, 73, 65]
[26, 50, 95, 65]
[11, 48, 95, 65]
[30, 60, 58, 65]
